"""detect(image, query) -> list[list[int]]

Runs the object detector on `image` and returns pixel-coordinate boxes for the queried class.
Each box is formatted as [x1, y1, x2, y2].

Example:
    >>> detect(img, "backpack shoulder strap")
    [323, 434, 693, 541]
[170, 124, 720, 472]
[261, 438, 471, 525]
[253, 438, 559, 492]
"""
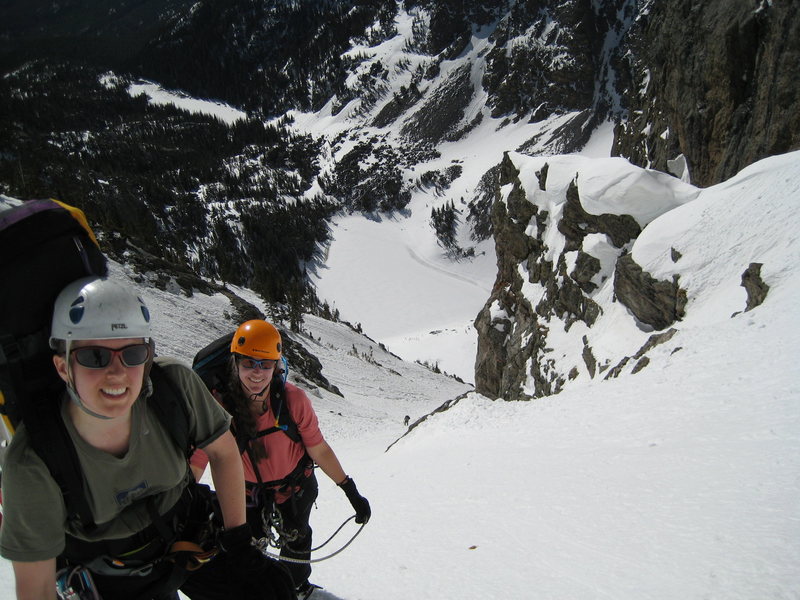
[269, 378, 301, 443]
[249, 378, 300, 444]
[148, 362, 195, 459]
[26, 396, 97, 531]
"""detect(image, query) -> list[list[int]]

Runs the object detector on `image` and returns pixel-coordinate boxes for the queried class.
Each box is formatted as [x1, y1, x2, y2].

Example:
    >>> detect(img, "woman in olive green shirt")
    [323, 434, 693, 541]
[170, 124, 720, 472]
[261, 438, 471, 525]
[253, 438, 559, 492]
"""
[0, 277, 293, 600]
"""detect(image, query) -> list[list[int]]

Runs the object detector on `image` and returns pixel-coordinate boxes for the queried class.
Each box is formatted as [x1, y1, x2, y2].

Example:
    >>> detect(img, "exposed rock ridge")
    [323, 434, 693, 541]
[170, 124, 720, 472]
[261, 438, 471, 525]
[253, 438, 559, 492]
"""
[474, 153, 687, 401]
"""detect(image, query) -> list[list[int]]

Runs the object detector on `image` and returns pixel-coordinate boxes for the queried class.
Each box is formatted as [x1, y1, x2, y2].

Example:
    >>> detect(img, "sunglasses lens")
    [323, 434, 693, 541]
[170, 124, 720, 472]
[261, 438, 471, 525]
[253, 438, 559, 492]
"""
[121, 344, 150, 366]
[239, 358, 275, 370]
[74, 347, 112, 369]
[72, 344, 150, 369]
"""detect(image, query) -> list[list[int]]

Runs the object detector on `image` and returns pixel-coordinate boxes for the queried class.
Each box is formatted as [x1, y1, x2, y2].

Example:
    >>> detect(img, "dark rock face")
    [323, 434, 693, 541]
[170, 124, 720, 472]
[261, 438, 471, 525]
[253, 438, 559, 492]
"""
[604, 328, 677, 380]
[613, 254, 687, 331]
[401, 63, 474, 144]
[474, 292, 514, 400]
[474, 156, 542, 399]
[281, 335, 343, 398]
[582, 336, 597, 378]
[571, 252, 602, 293]
[741, 262, 769, 311]
[613, 0, 800, 187]
[559, 181, 641, 251]
[518, 110, 601, 156]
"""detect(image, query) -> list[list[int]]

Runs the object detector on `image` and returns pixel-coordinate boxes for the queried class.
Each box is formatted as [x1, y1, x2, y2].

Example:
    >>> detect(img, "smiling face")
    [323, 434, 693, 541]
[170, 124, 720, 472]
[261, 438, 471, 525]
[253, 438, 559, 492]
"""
[237, 356, 275, 401]
[53, 337, 147, 419]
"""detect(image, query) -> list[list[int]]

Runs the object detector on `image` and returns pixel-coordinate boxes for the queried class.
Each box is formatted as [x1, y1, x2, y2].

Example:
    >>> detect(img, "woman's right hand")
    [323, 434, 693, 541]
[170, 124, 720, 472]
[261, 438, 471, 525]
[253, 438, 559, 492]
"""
[220, 523, 295, 600]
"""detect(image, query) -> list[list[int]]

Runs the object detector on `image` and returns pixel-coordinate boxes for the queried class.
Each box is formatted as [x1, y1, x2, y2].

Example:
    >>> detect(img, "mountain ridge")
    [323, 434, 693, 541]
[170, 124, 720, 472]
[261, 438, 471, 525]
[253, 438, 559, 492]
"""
[0, 0, 797, 393]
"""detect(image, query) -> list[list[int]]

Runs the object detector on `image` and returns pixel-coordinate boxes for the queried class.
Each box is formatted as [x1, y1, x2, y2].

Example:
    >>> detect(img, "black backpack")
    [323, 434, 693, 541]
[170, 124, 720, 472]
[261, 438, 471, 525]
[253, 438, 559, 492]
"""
[192, 331, 300, 449]
[0, 199, 107, 438]
[0, 199, 193, 530]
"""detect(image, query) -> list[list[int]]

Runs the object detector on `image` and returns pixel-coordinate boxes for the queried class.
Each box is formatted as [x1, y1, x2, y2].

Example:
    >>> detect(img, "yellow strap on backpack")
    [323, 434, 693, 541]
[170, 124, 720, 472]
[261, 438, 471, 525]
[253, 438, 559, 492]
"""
[50, 199, 101, 247]
[0, 391, 15, 469]
[0, 390, 14, 437]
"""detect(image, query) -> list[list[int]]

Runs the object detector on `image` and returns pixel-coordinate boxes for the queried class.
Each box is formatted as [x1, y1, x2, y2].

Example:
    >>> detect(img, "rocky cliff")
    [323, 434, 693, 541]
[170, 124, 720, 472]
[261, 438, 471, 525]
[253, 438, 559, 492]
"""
[612, 0, 799, 187]
[473, 0, 797, 400]
[474, 147, 792, 401]
[475, 152, 682, 400]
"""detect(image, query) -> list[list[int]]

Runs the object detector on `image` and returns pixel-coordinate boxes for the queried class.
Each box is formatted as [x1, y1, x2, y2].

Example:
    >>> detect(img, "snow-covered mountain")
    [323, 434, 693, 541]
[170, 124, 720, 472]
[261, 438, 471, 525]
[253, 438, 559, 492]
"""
[1, 0, 796, 331]
[2, 149, 798, 599]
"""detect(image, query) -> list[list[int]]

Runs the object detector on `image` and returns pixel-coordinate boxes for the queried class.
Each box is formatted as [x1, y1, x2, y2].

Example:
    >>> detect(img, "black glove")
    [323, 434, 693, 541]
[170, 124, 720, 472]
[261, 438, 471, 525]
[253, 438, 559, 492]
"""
[339, 476, 371, 524]
[220, 523, 295, 600]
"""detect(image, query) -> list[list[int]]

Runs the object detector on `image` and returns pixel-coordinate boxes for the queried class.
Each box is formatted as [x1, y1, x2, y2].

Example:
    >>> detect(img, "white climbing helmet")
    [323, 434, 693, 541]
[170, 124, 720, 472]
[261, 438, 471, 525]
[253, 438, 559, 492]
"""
[50, 276, 152, 347]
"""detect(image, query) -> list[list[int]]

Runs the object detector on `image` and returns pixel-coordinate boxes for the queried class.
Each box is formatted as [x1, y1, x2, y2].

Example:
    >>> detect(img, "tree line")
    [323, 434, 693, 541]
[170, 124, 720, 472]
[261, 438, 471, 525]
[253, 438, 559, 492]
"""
[0, 60, 330, 316]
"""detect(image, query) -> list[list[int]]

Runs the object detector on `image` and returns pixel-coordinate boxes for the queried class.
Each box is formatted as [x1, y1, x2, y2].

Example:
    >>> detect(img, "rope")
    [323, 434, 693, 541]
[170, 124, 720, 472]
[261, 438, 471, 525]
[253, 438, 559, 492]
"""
[308, 515, 356, 553]
[255, 515, 366, 564]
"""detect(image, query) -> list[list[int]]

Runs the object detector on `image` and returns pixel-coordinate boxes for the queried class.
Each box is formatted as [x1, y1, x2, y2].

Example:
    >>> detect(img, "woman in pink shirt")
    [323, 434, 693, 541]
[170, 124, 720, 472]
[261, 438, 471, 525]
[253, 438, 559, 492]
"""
[191, 320, 370, 597]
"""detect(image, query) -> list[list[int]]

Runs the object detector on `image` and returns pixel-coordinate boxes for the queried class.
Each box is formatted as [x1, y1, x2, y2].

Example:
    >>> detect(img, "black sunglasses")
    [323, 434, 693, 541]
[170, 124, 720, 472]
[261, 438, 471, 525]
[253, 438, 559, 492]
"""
[71, 343, 151, 369]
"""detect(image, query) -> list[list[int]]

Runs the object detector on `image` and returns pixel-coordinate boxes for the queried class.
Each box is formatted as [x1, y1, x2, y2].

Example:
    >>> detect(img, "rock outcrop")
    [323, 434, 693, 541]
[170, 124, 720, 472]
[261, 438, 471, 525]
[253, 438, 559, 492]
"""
[475, 153, 662, 400]
[741, 262, 770, 312]
[613, 254, 687, 331]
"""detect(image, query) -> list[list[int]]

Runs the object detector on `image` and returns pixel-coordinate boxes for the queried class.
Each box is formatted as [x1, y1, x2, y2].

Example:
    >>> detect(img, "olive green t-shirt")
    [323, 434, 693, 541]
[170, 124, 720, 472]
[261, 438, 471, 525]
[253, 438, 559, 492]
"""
[0, 357, 230, 562]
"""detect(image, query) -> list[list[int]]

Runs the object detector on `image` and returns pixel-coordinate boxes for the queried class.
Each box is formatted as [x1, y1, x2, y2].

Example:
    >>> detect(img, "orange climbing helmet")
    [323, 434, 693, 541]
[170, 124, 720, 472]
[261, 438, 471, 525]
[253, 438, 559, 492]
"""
[230, 319, 282, 360]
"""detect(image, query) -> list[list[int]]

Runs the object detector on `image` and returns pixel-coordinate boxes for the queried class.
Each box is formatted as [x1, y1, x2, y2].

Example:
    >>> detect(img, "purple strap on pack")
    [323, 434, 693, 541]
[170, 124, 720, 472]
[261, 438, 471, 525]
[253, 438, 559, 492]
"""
[0, 199, 59, 231]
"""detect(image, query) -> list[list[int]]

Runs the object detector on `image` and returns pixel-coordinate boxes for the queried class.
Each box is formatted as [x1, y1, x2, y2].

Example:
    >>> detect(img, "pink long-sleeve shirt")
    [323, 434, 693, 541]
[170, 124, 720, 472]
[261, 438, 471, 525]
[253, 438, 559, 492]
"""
[191, 381, 325, 485]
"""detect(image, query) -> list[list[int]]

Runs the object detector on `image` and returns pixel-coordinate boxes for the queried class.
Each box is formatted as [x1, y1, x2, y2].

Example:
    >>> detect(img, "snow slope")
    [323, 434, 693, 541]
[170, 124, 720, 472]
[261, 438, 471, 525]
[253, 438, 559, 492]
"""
[2, 151, 798, 599]
[306, 151, 800, 600]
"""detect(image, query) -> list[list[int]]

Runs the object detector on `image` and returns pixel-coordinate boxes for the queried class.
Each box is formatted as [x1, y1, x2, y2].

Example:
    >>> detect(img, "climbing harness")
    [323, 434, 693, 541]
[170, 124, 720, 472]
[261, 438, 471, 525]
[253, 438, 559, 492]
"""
[56, 565, 101, 600]
[246, 453, 315, 550]
[54, 482, 219, 600]
[260, 500, 300, 549]
[255, 514, 367, 564]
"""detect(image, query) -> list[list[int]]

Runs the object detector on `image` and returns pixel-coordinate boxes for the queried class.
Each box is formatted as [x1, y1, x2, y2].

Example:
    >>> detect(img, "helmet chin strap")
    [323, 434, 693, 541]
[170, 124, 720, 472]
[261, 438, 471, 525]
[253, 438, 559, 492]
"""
[248, 383, 271, 415]
[64, 338, 114, 420]
[66, 384, 114, 420]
